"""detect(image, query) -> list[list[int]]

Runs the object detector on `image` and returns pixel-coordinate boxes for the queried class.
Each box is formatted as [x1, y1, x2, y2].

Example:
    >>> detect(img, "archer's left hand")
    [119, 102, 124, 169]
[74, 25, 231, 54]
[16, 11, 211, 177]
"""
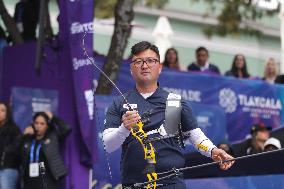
[44, 111, 53, 120]
[211, 148, 234, 170]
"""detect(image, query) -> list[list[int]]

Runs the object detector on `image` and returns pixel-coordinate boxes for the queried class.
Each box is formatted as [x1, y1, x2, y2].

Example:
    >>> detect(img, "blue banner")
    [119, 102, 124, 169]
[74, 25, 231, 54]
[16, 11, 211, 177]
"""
[11, 87, 58, 130]
[66, 0, 96, 162]
[92, 95, 121, 188]
[185, 174, 284, 189]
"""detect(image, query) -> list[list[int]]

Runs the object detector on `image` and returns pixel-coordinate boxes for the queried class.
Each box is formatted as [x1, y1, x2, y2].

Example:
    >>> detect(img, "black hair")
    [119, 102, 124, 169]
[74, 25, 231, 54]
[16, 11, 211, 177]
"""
[195, 46, 208, 55]
[0, 101, 16, 126]
[230, 54, 250, 78]
[163, 48, 179, 68]
[130, 41, 160, 60]
[33, 112, 50, 126]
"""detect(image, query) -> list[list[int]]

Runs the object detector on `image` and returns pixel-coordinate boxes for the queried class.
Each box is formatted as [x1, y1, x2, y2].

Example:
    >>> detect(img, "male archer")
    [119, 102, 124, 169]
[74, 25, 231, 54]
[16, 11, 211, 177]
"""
[103, 41, 234, 188]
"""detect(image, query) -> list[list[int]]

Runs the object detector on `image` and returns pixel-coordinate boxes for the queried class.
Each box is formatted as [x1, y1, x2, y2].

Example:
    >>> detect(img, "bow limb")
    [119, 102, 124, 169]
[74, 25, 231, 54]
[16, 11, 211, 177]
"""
[131, 121, 157, 189]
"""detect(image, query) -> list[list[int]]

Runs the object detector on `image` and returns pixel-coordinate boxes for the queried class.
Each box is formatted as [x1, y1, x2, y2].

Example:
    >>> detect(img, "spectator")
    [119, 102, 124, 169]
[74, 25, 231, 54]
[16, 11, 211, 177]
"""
[163, 48, 182, 70]
[20, 111, 71, 189]
[14, 0, 40, 41]
[187, 46, 220, 74]
[264, 137, 281, 152]
[262, 58, 281, 84]
[0, 101, 21, 189]
[246, 123, 271, 155]
[225, 54, 250, 78]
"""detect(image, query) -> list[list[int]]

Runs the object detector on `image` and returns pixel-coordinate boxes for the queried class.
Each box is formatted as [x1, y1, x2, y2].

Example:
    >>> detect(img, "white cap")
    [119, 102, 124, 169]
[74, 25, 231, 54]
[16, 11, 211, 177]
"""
[264, 137, 282, 149]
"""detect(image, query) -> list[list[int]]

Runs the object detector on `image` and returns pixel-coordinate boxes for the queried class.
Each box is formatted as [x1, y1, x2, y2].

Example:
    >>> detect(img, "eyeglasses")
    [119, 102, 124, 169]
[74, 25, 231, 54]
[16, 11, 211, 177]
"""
[132, 57, 159, 68]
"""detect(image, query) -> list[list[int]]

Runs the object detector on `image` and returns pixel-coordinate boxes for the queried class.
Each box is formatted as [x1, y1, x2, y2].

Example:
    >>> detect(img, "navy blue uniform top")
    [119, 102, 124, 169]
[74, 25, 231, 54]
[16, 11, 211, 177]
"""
[187, 62, 220, 74]
[104, 87, 198, 184]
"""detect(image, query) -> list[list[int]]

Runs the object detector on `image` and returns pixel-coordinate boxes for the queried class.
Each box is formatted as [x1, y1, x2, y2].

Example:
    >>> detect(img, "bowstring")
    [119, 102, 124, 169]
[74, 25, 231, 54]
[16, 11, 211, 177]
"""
[82, 32, 130, 105]
[81, 31, 117, 184]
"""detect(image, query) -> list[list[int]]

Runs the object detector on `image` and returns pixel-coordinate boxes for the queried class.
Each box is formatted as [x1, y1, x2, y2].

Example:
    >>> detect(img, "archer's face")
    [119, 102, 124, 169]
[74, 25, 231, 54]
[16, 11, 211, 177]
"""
[130, 49, 162, 86]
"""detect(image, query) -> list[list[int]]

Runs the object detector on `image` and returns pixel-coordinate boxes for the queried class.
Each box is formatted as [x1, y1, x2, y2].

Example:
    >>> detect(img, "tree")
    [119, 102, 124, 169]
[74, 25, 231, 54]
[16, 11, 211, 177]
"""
[95, 0, 135, 94]
[0, 0, 55, 45]
[95, 0, 277, 94]
[0, 0, 23, 44]
[95, 0, 169, 94]
[196, 0, 278, 37]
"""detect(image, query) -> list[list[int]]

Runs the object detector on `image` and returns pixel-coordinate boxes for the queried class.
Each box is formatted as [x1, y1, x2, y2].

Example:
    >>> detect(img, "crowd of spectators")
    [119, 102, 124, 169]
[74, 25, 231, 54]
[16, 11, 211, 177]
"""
[218, 123, 282, 158]
[0, 101, 70, 189]
[162, 46, 284, 85]
[161, 46, 284, 159]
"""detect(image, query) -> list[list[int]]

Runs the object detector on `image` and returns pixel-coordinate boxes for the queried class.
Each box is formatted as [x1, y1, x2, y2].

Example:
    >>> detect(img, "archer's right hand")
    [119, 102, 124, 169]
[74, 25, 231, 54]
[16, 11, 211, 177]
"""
[122, 110, 141, 130]
[24, 126, 35, 135]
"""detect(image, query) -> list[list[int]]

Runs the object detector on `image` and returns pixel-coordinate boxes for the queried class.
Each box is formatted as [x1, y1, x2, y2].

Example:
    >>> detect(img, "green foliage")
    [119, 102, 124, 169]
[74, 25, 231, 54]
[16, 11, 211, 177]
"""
[144, 0, 169, 9]
[94, 0, 279, 36]
[193, 0, 279, 37]
[94, 0, 117, 18]
[94, 0, 168, 18]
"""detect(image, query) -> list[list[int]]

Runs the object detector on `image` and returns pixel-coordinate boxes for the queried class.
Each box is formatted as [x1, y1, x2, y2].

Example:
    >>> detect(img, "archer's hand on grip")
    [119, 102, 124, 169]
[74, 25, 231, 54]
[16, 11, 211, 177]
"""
[122, 110, 141, 130]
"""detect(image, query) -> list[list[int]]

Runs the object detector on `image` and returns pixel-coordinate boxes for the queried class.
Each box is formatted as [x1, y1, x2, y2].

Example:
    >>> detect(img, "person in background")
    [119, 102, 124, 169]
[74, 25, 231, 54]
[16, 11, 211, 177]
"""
[163, 48, 182, 71]
[187, 46, 220, 75]
[225, 54, 250, 79]
[252, 137, 282, 189]
[246, 123, 271, 155]
[14, 0, 40, 41]
[0, 101, 21, 189]
[262, 58, 282, 84]
[264, 137, 282, 152]
[20, 111, 71, 189]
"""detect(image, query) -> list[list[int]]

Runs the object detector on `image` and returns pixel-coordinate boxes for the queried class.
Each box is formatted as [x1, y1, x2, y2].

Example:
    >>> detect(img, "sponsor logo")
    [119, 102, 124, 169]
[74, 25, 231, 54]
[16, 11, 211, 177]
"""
[163, 87, 201, 102]
[70, 22, 93, 34]
[123, 104, 137, 109]
[73, 57, 93, 70]
[83, 82, 98, 120]
[238, 94, 282, 110]
[219, 88, 282, 118]
[31, 97, 52, 113]
[197, 116, 211, 129]
[84, 90, 94, 120]
[219, 88, 237, 113]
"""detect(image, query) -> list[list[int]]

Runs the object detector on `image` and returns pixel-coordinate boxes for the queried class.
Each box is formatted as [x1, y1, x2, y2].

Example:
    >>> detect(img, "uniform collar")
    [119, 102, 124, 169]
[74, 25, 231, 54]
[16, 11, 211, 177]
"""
[134, 83, 162, 99]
